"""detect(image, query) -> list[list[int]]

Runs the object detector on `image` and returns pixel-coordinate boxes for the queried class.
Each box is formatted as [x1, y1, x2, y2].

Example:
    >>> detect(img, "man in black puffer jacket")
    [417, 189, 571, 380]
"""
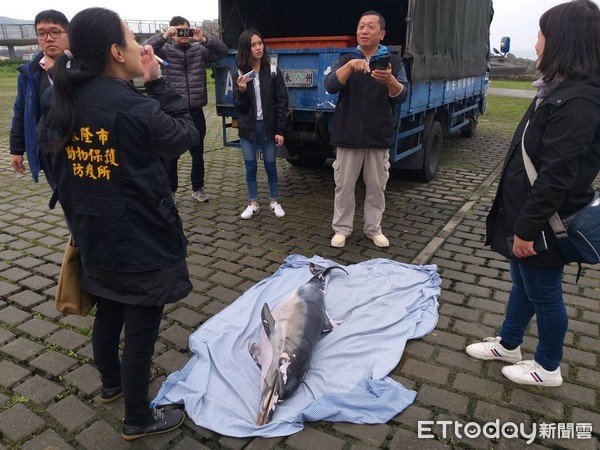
[145, 16, 228, 203]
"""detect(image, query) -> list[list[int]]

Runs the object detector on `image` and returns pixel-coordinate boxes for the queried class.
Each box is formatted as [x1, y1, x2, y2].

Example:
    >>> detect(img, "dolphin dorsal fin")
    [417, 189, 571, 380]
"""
[261, 303, 276, 338]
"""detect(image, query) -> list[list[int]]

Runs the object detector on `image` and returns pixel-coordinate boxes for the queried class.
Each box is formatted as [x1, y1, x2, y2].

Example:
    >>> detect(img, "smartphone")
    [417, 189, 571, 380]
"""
[177, 28, 194, 38]
[506, 231, 548, 257]
[239, 70, 256, 80]
[375, 54, 391, 70]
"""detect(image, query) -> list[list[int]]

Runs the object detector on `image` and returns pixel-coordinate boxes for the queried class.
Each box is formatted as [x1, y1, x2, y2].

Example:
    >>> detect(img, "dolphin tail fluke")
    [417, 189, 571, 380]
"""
[261, 303, 275, 338]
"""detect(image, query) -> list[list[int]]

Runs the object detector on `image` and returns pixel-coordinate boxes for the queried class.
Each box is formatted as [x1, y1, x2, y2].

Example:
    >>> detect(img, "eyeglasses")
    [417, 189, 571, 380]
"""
[250, 41, 263, 48]
[36, 30, 65, 40]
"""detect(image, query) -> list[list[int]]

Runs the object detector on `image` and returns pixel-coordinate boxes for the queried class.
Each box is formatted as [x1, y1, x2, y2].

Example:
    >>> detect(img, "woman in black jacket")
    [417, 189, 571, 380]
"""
[41, 7, 199, 439]
[233, 29, 288, 219]
[466, 0, 600, 387]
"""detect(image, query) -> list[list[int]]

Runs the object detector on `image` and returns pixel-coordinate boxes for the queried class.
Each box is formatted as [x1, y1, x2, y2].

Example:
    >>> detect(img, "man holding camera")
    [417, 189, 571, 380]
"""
[144, 16, 228, 203]
[324, 10, 407, 249]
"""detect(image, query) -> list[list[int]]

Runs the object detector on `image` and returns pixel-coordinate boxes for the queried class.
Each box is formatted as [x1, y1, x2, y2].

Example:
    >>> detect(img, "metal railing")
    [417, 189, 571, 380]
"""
[0, 19, 205, 45]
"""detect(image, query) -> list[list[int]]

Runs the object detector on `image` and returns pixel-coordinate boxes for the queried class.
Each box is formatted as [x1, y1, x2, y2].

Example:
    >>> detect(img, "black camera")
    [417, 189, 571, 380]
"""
[177, 28, 194, 38]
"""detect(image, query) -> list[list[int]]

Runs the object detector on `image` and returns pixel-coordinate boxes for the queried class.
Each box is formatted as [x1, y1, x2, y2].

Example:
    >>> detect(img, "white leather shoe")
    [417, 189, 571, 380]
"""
[330, 234, 347, 248]
[368, 233, 390, 248]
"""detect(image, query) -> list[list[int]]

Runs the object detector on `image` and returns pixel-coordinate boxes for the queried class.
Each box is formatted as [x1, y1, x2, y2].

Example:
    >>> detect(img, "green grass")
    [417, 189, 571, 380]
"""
[479, 96, 530, 136]
[489, 79, 536, 90]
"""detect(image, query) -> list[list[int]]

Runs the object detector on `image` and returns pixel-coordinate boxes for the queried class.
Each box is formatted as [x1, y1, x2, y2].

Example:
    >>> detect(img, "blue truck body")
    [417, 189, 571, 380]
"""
[214, 0, 493, 181]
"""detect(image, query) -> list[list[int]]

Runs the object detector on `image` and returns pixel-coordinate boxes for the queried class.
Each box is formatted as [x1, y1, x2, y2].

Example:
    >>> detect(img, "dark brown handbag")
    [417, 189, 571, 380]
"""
[55, 235, 96, 315]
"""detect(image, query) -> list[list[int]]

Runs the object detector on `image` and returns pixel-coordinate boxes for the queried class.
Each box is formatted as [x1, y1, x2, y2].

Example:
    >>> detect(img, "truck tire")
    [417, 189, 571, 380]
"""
[284, 141, 328, 167]
[416, 120, 442, 182]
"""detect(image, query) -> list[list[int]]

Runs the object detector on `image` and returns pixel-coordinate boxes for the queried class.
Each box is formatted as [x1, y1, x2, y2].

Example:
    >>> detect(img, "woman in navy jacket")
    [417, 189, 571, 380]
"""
[233, 29, 288, 219]
[40, 7, 199, 439]
[466, 0, 600, 387]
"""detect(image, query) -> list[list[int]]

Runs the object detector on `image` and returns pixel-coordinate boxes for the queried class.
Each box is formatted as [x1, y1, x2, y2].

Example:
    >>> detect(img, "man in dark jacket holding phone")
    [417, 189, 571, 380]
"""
[145, 16, 228, 203]
[10, 9, 69, 186]
[324, 10, 407, 248]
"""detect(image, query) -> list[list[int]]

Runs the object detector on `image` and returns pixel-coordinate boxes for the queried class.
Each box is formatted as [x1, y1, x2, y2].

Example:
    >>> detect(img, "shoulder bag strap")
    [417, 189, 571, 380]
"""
[521, 121, 567, 236]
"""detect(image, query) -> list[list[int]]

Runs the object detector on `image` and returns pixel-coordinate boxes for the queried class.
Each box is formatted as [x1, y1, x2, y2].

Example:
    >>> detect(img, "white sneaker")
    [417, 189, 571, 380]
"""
[465, 336, 522, 363]
[501, 360, 563, 387]
[241, 204, 259, 219]
[270, 202, 285, 217]
[331, 234, 347, 248]
[368, 233, 390, 248]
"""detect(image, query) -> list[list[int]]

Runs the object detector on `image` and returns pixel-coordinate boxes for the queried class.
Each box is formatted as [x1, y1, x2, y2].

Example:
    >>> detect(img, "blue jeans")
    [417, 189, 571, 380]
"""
[499, 260, 566, 371]
[240, 121, 278, 201]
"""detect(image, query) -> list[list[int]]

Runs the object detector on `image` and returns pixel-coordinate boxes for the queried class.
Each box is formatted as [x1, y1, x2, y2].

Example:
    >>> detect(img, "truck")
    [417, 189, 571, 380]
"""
[214, 0, 493, 181]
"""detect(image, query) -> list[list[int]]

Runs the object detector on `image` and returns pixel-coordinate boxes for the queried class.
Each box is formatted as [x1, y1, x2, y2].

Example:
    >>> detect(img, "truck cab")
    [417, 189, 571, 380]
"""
[215, 0, 493, 181]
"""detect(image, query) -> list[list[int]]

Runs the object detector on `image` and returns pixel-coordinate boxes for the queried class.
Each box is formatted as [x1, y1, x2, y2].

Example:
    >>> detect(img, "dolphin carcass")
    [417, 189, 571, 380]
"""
[251, 263, 347, 425]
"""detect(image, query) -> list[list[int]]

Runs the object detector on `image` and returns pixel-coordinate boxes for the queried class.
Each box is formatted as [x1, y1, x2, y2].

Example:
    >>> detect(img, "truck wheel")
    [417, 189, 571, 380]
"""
[460, 116, 477, 138]
[416, 120, 442, 182]
[284, 141, 329, 167]
[285, 156, 302, 166]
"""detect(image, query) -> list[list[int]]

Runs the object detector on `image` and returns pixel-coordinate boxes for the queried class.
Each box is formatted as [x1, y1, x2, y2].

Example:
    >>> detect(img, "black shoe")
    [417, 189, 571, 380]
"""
[98, 369, 154, 404]
[121, 408, 185, 441]
[98, 386, 123, 404]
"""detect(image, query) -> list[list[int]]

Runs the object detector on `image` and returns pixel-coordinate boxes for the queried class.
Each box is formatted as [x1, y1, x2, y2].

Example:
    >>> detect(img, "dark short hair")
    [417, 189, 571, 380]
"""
[169, 16, 190, 27]
[538, 0, 600, 81]
[360, 10, 386, 31]
[34, 9, 69, 30]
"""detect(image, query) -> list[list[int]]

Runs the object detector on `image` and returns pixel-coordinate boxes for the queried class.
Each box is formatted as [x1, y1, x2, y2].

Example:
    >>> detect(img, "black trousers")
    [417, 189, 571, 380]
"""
[92, 297, 164, 425]
[166, 108, 207, 192]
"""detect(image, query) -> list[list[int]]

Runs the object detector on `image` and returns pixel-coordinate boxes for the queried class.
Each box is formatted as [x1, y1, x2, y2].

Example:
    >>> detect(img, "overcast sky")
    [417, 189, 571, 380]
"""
[3, 0, 597, 58]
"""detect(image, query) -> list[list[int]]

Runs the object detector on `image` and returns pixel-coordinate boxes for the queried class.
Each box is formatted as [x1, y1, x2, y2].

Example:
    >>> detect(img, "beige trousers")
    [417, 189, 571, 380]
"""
[332, 147, 390, 236]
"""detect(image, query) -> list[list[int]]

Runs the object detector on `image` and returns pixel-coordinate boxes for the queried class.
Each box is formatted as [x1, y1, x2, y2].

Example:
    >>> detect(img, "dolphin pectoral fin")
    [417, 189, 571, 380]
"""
[322, 310, 344, 333]
[261, 303, 275, 338]
[249, 342, 262, 368]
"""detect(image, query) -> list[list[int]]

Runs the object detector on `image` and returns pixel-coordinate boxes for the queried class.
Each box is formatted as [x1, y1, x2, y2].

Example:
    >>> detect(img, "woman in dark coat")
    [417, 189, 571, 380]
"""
[40, 7, 199, 439]
[466, 0, 600, 387]
[233, 29, 288, 220]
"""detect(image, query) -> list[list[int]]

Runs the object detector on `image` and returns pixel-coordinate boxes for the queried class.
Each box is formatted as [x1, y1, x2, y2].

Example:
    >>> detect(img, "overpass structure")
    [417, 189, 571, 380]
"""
[0, 20, 204, 59]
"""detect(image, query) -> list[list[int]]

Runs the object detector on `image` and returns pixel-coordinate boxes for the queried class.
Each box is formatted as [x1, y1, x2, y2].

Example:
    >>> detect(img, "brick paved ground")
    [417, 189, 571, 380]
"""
[0, 98, 599, 449]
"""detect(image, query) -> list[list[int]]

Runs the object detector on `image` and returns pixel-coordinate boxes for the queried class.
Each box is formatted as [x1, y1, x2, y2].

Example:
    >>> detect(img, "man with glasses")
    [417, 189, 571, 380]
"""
[144, 16, 228, 204]
[10, 9, 69, 186]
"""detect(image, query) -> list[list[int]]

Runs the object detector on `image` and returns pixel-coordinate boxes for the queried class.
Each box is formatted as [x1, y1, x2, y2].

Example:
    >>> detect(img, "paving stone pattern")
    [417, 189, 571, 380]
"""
[0, 101, 599, 449]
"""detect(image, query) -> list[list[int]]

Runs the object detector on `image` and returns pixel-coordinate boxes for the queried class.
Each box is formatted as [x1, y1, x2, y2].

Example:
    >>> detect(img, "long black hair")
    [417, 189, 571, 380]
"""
[236, 29, 270, 74]
[538, 0, 600, 82]
[51, 7, 126, 148]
